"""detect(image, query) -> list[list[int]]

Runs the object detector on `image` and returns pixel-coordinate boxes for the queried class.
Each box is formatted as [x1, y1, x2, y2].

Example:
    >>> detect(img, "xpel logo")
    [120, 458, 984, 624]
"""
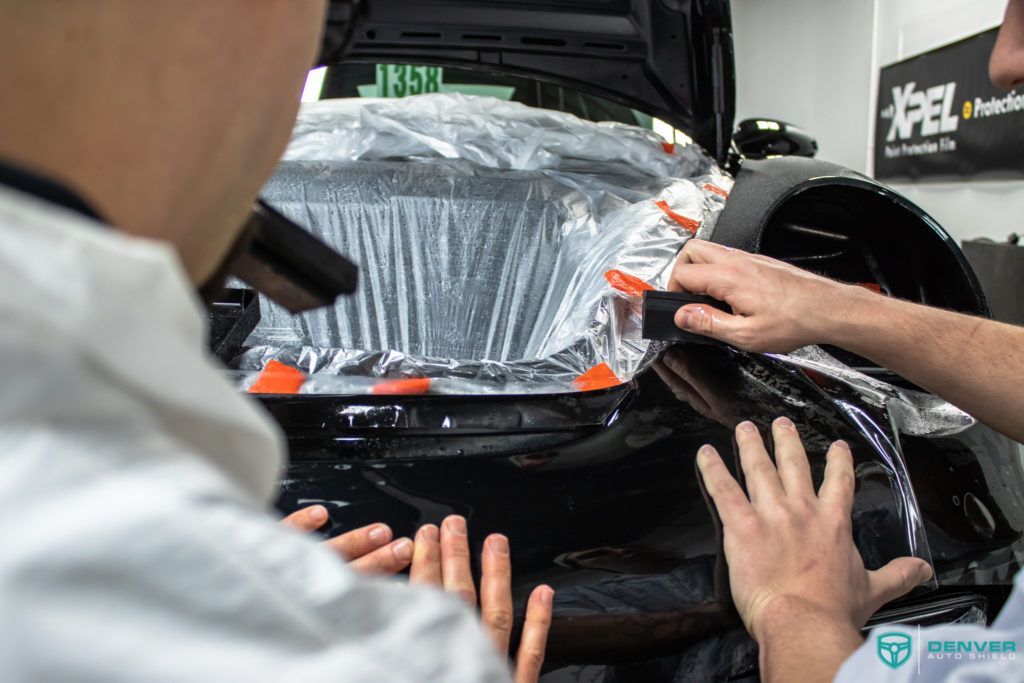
[883, 81, 960, 141]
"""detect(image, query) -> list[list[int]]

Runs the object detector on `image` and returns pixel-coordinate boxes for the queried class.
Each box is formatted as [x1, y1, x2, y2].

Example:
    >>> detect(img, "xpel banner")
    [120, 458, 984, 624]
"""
[875, 27, 1024, 181]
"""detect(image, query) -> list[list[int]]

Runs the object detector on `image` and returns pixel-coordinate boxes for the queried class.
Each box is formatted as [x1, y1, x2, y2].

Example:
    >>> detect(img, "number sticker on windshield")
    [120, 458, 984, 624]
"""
[376, 65, 444, 98]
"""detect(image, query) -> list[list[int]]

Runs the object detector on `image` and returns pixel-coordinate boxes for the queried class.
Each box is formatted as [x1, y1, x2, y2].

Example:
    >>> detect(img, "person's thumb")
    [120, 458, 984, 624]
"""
[674, 304, 745, 347]
[866, 557, 933, 612]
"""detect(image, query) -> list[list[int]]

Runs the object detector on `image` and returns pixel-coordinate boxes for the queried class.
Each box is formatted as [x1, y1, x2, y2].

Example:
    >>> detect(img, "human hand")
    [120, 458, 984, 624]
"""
[695, 418, 932, 642]
[282, 505, 414, 575]
[669, 239, 867, 353]
[410, 515, 554, 683]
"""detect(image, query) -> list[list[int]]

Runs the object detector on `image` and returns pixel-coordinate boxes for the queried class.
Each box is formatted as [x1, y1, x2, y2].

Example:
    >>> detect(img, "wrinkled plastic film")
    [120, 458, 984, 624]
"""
[284, 94, 716, 178]
[773, 345, 975, 437]
[234, 94, 732, 394]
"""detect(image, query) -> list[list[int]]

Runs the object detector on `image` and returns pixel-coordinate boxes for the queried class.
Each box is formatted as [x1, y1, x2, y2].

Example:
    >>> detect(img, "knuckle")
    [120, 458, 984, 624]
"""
[417, 540, 441, 562]
[696, 309, 716, 335]
[484, 607, 514, 633]
[834, 469, 856, 491]
[709, 470, 736, 494]
[897, 565, 915, 587]
[485, 563, 512, 582]
[769, 505, 795, 524]
[371, 555, 393, 572]
[443, 541, 471, 559]
[327, 536, 355, 556]
[731, 326, 755, 350]
[731, 510, 759, 534]
[520, 646, 546, 670]
[789, 497, 815, 517]
[831, 514, 853, 534]
[768, 500, 798, 521]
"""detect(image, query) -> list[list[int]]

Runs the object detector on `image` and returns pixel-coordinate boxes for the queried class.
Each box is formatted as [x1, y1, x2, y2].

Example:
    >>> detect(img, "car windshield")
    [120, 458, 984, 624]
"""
[304, 62, 672, 136]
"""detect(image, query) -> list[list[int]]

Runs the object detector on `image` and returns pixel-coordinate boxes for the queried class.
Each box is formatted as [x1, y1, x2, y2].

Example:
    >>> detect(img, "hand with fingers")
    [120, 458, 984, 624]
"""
[669, 239, 864, 353]
[282, 506, 414, 575]
[410, 515, 554, 683]
[695, 418, 933, 683]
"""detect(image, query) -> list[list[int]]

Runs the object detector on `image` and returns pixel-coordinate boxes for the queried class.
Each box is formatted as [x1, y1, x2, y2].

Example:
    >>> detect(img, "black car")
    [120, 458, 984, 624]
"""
[210, 1, 1024, 680]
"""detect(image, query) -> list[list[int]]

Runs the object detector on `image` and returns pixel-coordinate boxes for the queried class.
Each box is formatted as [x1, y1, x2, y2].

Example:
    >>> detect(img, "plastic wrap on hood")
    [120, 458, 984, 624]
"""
[234, 94, 733, 395]
[284, 94, 716, 178]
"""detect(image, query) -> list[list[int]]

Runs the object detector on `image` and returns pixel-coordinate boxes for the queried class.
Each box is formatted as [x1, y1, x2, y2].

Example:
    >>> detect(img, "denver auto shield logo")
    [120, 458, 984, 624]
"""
[877, 632, 913, 669]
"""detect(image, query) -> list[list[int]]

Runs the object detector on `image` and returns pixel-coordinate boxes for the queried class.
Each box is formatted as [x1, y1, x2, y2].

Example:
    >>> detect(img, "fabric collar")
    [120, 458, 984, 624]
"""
[0, 160, 104, 223]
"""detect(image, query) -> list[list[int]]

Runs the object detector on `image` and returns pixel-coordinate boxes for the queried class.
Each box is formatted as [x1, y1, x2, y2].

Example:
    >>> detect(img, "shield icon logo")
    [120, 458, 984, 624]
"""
[877, 632, 912, 669]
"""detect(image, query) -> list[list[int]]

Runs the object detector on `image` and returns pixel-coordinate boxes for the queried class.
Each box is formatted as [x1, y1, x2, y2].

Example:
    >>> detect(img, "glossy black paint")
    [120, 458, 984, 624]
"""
[711, 157, 990, 319]
[265, 344, 1024, 678]
[732, 118, 818, 159]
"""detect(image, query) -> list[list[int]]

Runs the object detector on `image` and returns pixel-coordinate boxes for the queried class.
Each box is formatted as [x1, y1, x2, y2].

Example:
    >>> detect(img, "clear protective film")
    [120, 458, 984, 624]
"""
[234, 93, 733, 394]
[766, 346, 973, 580]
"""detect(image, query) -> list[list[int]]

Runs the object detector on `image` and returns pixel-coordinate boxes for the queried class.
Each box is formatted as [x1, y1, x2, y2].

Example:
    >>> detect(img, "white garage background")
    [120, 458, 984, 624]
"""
[731, 0, 1022, 245]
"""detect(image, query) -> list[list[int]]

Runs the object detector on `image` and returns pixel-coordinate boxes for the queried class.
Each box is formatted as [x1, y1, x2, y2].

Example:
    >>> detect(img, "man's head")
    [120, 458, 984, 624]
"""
[0, 0, 328, 285]
[992, 0, 1024, 90]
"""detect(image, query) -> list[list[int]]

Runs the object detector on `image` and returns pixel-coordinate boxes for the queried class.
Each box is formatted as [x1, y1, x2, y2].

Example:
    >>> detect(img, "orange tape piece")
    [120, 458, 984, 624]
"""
[372, 378, 432, 395]
[661, 141, 676, 154]
[574, 363, 622, 392]
[605, 269, 655, 298]
[703, 183, 730, 199]
[857, 282, 883, 294]
[248, 360, 307, 395]
[655, 200, 701, 233]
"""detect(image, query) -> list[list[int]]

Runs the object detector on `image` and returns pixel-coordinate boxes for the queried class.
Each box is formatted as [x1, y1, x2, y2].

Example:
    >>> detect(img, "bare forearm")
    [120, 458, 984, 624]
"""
[824, 286, 1024, 442]
[755, 599, 863, 683]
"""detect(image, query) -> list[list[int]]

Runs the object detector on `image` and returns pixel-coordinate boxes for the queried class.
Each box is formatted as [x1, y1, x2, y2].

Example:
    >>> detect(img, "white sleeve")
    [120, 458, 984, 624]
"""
[0, 452, 513, 683]
[834, 581, 1024, 683]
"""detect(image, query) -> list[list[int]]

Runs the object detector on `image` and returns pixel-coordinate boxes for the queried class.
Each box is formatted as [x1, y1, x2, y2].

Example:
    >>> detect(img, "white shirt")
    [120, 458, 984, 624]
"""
[0, 186, 512, 682]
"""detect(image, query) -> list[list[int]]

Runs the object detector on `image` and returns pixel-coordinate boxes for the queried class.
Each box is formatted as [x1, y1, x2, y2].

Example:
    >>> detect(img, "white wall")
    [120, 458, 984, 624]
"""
[731, 0, 876, 174]
[732, 0, 1024, 244]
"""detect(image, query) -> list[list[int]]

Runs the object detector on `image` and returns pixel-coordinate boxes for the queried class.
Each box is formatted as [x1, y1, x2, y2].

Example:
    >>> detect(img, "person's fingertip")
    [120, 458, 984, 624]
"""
[444, 515, 467, 536]
[833, 439, 850, 451]
[774, 416, 794, 429]
[418, 524, 440, 543]
[674, 306, 691, 330]
[487, 534, 509, 555]
[917, 560, 934, 582]
[737, 420, 757, 434]
[368, 524, 391, 545]
[696, 444, 717, 469]
[308, 505, 328, 524]
[393, 538, 414, 562]
[537, 585, 554, 606]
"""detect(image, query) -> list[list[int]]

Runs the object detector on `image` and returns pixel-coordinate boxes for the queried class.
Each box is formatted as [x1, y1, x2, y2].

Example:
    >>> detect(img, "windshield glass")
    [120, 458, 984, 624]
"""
[306, 63, 659, 130]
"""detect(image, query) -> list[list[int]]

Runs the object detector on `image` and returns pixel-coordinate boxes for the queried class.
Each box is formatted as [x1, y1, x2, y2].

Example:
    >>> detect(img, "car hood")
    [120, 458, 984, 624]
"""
[320, 0, 736, 163]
